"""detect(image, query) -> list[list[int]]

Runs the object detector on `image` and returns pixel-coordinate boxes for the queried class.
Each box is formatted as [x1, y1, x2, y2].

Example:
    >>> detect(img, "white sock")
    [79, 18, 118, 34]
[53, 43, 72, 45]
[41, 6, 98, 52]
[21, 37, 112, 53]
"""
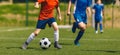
[54, 31, 59, 42]
[26, 33, 35, 44]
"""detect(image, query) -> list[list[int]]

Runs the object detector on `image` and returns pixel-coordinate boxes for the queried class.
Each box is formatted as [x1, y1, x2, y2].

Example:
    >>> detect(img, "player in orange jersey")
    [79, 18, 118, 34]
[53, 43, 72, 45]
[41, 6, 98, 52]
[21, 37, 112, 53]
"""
[22, 0, 62, 50]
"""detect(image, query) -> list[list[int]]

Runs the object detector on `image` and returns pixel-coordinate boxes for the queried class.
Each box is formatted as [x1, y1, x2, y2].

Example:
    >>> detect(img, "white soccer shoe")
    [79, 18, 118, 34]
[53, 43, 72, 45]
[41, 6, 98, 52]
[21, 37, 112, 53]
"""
[95, 31, 98, 34]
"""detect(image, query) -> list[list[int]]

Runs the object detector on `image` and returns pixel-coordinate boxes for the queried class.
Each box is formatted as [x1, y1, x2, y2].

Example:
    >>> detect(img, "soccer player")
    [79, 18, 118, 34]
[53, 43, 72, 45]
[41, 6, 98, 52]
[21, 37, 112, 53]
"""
[67, 0, 91, 46]
[92, 0, 104, 34]
[22, 0, 62, 49]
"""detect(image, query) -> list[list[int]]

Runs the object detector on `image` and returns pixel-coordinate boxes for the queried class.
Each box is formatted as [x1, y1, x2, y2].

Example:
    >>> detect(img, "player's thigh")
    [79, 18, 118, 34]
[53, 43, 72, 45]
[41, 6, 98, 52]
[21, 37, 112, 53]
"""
[51, 22, 59, 31]
[73, 14, 82, 22]
[74, 14, 86, 30]
[36, 20, 47, 29]
[48, 18, 58, 31]
[34, 20, 47, 36]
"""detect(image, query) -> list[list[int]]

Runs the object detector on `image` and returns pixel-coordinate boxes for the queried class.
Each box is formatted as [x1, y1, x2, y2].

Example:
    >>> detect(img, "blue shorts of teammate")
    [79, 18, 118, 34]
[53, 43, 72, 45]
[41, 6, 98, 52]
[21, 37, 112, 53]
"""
[73, 14, 87, 24]
[36, 18, 56, 29]
[95, 16, 102, 23]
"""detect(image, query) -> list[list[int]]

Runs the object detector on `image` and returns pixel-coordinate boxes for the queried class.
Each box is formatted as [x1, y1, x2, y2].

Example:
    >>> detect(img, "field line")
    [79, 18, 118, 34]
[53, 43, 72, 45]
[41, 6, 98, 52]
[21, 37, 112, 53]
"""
[58, 25, 71, 28]
[0, 25, 71, 32]
[0, 27, 34, 32]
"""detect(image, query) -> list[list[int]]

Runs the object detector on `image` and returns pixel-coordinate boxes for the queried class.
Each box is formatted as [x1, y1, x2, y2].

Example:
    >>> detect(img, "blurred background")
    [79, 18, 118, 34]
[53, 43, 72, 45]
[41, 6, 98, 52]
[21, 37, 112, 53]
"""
[0, 0, 120, 28]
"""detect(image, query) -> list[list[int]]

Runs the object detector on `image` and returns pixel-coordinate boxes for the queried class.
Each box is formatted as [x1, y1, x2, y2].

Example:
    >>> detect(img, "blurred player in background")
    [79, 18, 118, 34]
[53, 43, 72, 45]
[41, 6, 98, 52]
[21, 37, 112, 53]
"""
[92, 0, 104, 34]
[67, 0, 91, 46]
[22, 0, 62, 50]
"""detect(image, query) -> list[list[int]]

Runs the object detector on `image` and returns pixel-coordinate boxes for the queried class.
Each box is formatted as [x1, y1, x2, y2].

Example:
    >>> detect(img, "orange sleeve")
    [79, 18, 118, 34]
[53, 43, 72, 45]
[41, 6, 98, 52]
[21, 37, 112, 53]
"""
[55, 0, 59, 8]
[37, 0, 45, 3]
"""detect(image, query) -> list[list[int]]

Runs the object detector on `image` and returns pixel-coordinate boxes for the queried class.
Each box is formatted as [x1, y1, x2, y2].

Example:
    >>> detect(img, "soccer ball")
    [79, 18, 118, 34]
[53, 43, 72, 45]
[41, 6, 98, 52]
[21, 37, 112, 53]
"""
[39, 38, 51, 49]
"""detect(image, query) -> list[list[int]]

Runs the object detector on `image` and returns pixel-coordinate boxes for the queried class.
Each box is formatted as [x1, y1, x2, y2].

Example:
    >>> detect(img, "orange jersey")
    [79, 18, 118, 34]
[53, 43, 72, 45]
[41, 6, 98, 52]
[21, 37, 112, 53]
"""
[37, 0, 59, 20]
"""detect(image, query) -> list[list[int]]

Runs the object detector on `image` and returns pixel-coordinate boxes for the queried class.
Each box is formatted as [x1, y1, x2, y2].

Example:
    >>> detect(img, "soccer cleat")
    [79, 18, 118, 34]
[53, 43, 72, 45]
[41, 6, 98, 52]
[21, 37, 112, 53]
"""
[100, 30, 103, 34]
[74, 40, 80, 46]
[22, 42, 28, 50]
[72, 22, 77, 33]
[95, 31, 98, 34]
[54, 41, 62, 49]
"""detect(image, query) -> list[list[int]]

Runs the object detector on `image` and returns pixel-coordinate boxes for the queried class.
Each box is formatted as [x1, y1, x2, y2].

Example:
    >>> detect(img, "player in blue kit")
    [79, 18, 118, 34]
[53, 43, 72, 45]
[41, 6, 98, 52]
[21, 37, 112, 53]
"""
[92, 0, 104, 34]
[67, 0, 91, 46]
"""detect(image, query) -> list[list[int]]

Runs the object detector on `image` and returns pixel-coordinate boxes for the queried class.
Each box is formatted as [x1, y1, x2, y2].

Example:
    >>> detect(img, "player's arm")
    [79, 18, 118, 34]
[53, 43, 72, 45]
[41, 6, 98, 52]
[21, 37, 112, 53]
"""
[86, 7, 92, 18]
[34, 0, 45, 8]
[56, 6, 62, 21]
[67, 0, 72, 15]
[102, 9, 104, 18]
[92, 7, 95, 14]
[86, 0, 92, 18]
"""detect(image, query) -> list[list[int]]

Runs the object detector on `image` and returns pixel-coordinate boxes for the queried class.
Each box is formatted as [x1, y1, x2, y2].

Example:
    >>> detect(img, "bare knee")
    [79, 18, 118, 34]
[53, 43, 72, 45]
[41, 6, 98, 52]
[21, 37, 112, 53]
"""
[33, 29, 41, 36]
[52, 22, 59, 31]
[54, 27, 59, 31]
[78, 22, 86, 31]
[34, 33, 38, 36]
[80, 26, 86, 31]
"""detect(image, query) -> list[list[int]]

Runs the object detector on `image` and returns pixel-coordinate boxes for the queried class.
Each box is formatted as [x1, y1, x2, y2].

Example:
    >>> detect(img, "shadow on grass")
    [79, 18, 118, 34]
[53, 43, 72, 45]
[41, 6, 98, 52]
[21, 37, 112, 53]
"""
[5, 47, 60, 51]
[81, 49, 120, 54]
[6, 47, 35, 50]
[59, 43, 73, 45]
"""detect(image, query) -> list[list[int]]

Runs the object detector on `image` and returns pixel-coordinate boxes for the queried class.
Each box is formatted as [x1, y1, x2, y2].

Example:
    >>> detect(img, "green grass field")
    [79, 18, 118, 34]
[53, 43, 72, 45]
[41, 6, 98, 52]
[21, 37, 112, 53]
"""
[0, 27, 120, 55]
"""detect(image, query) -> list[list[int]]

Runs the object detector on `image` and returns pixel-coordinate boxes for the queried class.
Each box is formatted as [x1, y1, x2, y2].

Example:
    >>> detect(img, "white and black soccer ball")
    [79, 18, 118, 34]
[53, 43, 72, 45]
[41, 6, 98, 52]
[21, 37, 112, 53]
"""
[39, 38, 51, 49]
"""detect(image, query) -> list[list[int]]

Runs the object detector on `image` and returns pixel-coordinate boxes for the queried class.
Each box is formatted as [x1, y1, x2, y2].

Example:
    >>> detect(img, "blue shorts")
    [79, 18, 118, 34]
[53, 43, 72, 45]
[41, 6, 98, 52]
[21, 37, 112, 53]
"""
[73, 14, 87, 24]
[36, 18, 56, 29]
[95, 16, 102, 23]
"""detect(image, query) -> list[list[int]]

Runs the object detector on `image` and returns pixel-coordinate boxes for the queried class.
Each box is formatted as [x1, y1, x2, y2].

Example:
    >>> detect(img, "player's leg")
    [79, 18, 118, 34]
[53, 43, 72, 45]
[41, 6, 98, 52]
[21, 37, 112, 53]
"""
[22, 29, 41, 50]
[72, 22, 78, 33]
[26, 29, 41, 44]
[73, 14, 87, 46]
[52, 22, 62, 49]
[74, 22, 86, 46]
[95, 22, 98, 34]
[22, 20, 46, 50]
[99, 21, 103, 33]
[72, 14, 79, 33]
[49, 18, 62, 49]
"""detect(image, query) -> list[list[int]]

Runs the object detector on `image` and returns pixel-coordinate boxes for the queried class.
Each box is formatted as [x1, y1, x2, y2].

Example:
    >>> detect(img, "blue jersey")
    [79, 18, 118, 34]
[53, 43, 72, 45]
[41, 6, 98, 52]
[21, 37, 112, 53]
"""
[93, 3, 104, 22]
[72, 0, 91, 16]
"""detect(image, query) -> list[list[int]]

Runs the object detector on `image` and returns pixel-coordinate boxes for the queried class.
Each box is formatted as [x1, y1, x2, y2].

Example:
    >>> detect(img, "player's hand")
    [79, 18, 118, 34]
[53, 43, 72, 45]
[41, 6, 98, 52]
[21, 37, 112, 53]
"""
[102, 13, 104, 18]
[67, 11, 71, 16]
[58, 16, 62, 21]
[34, 2, 39, 8]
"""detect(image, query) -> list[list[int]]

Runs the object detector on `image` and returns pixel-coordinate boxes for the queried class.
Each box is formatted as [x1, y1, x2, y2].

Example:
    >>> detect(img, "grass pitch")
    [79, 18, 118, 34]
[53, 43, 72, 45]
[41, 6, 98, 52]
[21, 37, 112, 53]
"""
[0, 27, 120, 55]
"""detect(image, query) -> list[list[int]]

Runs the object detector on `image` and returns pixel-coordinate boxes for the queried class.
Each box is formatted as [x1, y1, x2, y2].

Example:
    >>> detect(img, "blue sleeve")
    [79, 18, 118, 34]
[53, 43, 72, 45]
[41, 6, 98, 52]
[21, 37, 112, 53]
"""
[87, 0, 92, 7]
[102, 5, 104, 10]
